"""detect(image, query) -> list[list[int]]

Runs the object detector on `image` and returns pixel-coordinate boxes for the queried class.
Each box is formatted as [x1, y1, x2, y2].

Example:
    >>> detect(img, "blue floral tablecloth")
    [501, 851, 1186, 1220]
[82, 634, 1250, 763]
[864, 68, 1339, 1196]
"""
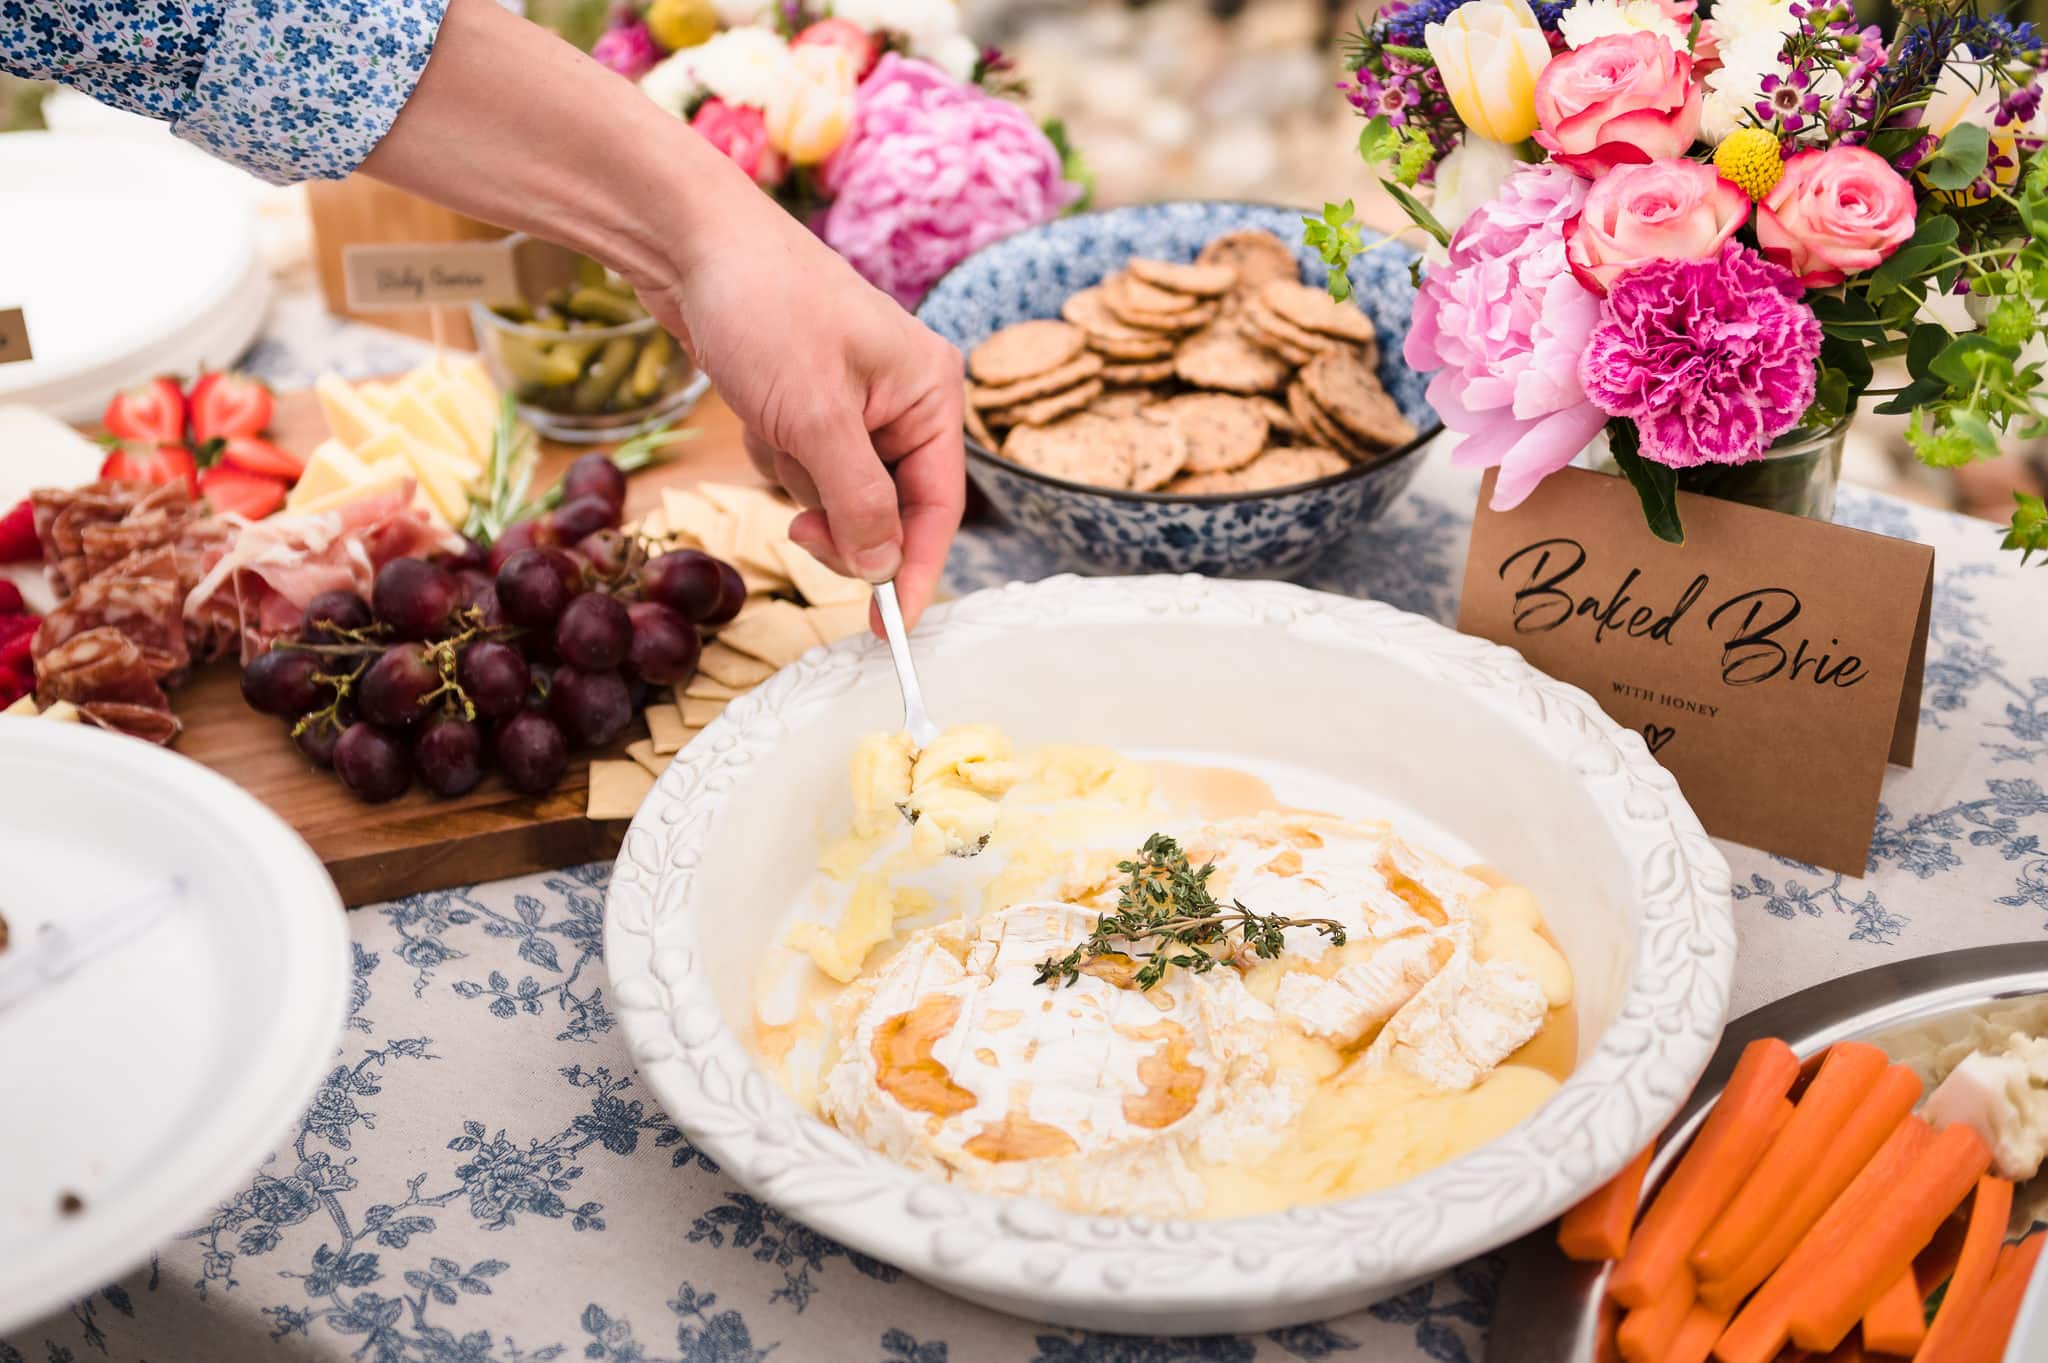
[8, 321, 2047, 1363]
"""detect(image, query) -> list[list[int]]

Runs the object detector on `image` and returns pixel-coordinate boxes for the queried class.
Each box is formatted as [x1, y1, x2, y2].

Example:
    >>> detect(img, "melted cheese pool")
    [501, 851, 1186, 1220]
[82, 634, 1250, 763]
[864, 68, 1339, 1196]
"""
[751, 727, 1577, 1220]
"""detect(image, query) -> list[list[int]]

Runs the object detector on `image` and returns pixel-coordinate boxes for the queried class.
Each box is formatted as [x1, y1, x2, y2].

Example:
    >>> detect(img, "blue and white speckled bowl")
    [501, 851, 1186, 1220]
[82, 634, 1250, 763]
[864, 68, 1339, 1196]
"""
[917, 202, 1438, 578]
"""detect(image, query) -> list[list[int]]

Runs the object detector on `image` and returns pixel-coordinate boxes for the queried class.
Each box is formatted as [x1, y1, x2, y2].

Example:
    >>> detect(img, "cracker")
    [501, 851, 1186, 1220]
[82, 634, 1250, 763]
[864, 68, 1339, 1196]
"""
[697, 641, 776, 689]
[969, 353, 1105, 409]
[1128, 257, 1237, 297]
[1003, 414, 1134, 488]
[1061, 287, 1160, 344]
[1103, 271, 1203, 317]
[990, 378, 1104, 429]
[680, 696, 728, 728]
[1086, 331, 1178, 361]
[1089, 390, 1155, 419]
[587, 760, 656, 821]
[661, 486, 730, 554]
[1235, 446, 1350, 491]
[1197, 230, 1302, 292]
[1301, 349, 1418, 451]
[717, 598, 818, 667]
[684, 674, 741, 701]
[1108, 298, 1220, 334]
[1287, 378, 1370, 460]
[646, 700, 690, 755]
[626, 738, 668, 779]
[1240, 297, 1333, 361]
[1147, 393, 1270, 473]
[1168, 469, 1250, 495]
[631, 506, 669, 540]
[969, 320, 1085, 385]
[964, 390, 998, 451]
[771, 537, 870, 606]
[1252, 395, 1298, 437]
[806, 601, 874, 644]
[1101, 359, 1177, 386]
[1115, 416, 1190, 492]
[1173, 327, 1290, 394]
[1262, 278, 1379, 345]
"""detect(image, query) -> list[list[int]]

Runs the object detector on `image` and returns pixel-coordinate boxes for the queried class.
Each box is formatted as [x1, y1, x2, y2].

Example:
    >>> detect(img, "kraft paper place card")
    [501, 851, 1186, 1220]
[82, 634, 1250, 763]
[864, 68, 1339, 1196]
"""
[1458, 466, 1934, 876]
[342, 241, 524, 311]
[0, 307, 31, 364]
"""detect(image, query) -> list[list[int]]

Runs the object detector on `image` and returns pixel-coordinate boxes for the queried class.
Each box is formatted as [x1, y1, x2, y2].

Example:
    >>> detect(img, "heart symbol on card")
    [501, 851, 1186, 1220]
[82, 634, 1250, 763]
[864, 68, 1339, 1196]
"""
[1642, 723, 1676, 756]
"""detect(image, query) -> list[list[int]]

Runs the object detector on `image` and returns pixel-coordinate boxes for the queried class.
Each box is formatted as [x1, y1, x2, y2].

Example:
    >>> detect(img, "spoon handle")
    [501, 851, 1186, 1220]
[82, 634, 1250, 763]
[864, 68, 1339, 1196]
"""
[874, 581, 940, 749]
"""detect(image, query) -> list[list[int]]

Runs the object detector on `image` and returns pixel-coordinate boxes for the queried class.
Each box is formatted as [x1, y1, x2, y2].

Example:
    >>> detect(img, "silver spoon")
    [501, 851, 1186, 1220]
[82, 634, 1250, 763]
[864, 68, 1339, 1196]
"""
[872, 581, 985, 856]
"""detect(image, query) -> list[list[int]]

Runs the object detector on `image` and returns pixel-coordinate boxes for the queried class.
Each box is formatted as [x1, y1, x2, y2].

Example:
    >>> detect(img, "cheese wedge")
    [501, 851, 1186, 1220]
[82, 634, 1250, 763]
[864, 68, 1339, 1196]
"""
[357, 381, 398, 414]
[414, 372, 490, 467]
[315, 374, 390, 449]
[287, 441, 375, 510]
[386, 386, 470, 462]
[353, 427, 411, 467]
[287, 467, 419, 521]
[2, 694, 38, 718]
[397, 433, 475, 528]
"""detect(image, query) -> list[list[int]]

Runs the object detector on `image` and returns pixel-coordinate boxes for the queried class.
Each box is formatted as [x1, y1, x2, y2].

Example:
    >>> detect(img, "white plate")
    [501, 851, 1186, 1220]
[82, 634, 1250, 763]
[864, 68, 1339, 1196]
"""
[0, 721, 349, 1334]
[605, 574, 1734, 1334]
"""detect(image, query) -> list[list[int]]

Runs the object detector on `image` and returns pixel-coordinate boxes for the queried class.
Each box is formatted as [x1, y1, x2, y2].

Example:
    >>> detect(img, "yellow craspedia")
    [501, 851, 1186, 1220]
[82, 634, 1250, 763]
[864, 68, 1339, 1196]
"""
[1715, 129, 1785, 202]
[646, 0, 717, 53]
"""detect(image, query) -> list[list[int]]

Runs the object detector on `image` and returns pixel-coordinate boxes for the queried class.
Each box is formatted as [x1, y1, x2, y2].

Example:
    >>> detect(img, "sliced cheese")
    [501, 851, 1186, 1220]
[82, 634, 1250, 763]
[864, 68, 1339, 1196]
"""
[39, 700, 81, 723]
[353, 427, 411, 467]
[286, 441, 374, 510]
[397, 433, 475, 528]
[315, 374, 391, 449]
[435, 352, 499, 405]
[386, 386, 470, 461]
[414, 372, 490, 467]
[357, 381, 398, 414]
[286, 467, 417, 521]
[2, 693, 38, 717]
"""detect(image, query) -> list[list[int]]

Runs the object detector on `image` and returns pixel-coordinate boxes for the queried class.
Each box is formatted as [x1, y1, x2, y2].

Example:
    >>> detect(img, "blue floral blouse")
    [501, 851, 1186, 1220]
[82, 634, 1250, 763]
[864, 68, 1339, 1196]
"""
[1, 0, 449, 184]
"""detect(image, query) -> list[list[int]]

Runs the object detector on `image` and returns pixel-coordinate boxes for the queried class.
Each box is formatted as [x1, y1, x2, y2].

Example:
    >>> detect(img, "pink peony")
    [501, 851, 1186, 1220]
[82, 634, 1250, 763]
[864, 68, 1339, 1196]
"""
[1757, 147, 1918, 288]
[1579, 242, 1823, 468]
[691, 98, 785, 188]
[1534, 33, 1702, 178]
[592, 21, 660, 81]
[1566, 158, 1750, 294]
[1404, 163, 1610, 510]
[818, 55, 1080, 308]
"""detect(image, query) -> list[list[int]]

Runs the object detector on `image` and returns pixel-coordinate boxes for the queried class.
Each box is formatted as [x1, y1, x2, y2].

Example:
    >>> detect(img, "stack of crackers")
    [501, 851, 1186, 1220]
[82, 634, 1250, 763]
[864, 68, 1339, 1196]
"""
[964, 229, 1418, 497]
[585, 480, 873, 820]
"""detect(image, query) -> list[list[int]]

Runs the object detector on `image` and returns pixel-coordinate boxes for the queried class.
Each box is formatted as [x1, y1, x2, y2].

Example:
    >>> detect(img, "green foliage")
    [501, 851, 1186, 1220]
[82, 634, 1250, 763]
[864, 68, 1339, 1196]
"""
[1919, 123, 1991, 194]
[1043, 119, 1094, 214]
[1303, 200, 1367, 302]
[1610, 422, 1684, 546]
[2003, 492, 2048, 564]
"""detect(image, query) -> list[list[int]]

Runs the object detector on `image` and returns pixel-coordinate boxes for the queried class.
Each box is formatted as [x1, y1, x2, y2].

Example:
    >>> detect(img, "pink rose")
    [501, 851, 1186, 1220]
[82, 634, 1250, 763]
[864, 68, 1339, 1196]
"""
[591, 21, 659, 81]
[1756, 147, 1918, 288]
[691, 98, 785, 188]
[818, 55, 1079, 308]
[1566, 158, 1750, 294]
[792, 18, 881, 81]
[1534, 33, 1702, 178]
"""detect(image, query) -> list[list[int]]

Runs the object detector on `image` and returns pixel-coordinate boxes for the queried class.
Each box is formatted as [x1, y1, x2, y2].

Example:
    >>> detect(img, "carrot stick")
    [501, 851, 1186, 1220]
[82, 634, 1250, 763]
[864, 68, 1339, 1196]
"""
[1939, 1232, 2044, 1363]
[1699, 1064, 1924, 1314]
[1693, 1042, 1891, 1284]
[1860, 1265, 1927, 1355]
[1610, 1038, 1802, 1308]
[1618, 1264, 1695, 1363]
[1784, 1120, 1992, 1351]
[1915, 1175, 2015, 1362]
[1667, 1302, 1737, 1363]
[1561, 1143, 1656, 1262]
[1818, 1335, 1864, 1363]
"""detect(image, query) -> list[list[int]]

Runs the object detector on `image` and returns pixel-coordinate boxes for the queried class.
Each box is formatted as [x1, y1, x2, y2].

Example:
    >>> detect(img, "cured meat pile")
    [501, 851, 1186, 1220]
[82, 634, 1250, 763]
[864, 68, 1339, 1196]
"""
[28, 477, 457, 744]
[29, 481, 231, 743]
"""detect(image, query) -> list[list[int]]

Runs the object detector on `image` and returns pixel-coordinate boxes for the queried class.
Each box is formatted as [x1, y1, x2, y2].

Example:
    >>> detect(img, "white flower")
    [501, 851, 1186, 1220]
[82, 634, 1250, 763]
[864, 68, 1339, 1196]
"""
[1556, 0, 1690, 52]
[710, 0, 772, 23]
[1428, 135, 1526, 260]
[672, 27, 794, 111]
[640, 49, 706, 116]
[826, 0, 972, 71]
[1700, 13, 1816, 145]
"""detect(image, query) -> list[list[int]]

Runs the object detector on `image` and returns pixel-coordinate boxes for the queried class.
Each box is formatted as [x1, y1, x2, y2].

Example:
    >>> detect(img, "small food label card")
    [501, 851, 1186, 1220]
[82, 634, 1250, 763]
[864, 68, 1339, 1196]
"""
[342, 241, 524, 311]
[0, 307, 31, 364]
[1458, 466, 1934, 875]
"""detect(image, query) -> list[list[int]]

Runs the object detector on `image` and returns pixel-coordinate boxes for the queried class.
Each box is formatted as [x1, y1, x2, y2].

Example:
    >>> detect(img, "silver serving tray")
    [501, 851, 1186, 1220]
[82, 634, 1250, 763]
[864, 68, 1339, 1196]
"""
[1491, 943, 2048, 1363]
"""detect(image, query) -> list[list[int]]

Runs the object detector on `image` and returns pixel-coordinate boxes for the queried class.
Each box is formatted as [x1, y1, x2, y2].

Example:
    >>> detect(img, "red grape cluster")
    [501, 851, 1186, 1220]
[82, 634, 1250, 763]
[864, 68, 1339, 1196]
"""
[239, 453, 746, 804]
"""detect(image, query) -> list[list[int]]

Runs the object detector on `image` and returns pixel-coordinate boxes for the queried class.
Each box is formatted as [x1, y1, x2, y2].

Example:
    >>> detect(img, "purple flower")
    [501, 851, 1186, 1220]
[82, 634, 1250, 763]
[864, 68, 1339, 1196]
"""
[1578, 243, 1823, 468]
[591, 21, 659, 81]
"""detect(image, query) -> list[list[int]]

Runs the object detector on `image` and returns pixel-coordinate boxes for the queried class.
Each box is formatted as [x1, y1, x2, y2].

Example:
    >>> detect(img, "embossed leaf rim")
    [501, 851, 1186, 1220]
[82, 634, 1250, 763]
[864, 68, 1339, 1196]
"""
[604, 574, 1735, 1315]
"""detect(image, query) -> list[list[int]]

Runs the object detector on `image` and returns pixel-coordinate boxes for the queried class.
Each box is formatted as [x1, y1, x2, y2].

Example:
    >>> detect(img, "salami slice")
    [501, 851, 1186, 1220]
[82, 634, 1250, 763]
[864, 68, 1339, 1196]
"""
[77, 701, 182, 745]
[33, 482, 147, 597]
[34, 627, 167, 710]
[33, 546, 189, 684]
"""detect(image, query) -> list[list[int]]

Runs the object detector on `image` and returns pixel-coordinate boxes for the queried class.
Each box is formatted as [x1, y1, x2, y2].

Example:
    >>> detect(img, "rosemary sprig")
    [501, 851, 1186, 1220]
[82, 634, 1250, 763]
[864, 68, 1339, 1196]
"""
[459, 397, 696, 545]
[1034, 834, 1348, 992]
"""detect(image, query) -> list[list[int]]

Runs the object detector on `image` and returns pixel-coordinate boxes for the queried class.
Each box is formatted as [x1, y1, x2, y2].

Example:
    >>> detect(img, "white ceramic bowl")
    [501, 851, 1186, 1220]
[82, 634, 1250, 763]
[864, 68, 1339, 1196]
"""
[604, 576, 1736, 1333]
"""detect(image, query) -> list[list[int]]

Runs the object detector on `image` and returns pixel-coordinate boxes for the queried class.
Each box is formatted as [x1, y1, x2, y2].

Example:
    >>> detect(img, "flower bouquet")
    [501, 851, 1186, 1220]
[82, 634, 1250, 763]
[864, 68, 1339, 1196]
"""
[603, 0, 1086, 308]
[1315, 0, 2048, 558]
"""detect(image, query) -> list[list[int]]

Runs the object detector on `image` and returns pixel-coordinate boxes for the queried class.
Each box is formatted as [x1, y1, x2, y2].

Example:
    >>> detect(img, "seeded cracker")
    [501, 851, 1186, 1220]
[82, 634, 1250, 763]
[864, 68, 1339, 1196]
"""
[1149, 393, 1269, 473]
[1197, 230, 1302, 292]
[1004, 414, 1134, 487]
[1173, 327, 1289, 394]
[1287, 378, 1370, 461]
[992, 378, 1104, 428]
[969, 353, 1105, 408]
[1261, 278, 1380, 345]
[1236, 446, 1348, 490]
[1252, 395, 1298, 437]
[964, 391, 997, 450]
[1301, 349, 1419, 451]
[1104, 272, 1202, 317]
[1117, 416, 1190, 491]
[1127, 257, 1237, 297]
[969, 320, 1085, 385]
[1100, 359, 1177, 386]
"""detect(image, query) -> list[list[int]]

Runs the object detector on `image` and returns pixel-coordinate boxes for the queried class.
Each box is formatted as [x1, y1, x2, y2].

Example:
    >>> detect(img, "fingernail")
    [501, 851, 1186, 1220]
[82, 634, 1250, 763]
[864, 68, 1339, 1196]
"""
[853, 543, 903, 582]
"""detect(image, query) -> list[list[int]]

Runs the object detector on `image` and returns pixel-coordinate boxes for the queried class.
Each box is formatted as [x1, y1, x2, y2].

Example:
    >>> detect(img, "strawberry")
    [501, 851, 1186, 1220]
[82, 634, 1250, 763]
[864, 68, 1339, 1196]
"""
[100, 441, 201, 497]
[0, 667, 29, 712]
[188, 371, 275, 442]
[102, 377, 189, 444]
[0, 498, 37, 563]
[0, 623, 33, 675]
[217, 434, 304, 480]
[199, 464, 289, 520]
[0, 579, 23, 615]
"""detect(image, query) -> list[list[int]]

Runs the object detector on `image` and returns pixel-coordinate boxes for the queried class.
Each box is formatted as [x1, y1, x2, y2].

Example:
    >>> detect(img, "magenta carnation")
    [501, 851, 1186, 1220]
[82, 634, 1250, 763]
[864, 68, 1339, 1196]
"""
[1578, 242, 1824, 469]
[592, 22, 660, 81]
[1404, 163, 1610, 510]
[817, 54, 1080, 308]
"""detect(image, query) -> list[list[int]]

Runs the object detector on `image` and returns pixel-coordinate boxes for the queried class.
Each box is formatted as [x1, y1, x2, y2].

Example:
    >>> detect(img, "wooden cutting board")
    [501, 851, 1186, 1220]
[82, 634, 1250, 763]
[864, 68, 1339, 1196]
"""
[165, 385, 773, 907]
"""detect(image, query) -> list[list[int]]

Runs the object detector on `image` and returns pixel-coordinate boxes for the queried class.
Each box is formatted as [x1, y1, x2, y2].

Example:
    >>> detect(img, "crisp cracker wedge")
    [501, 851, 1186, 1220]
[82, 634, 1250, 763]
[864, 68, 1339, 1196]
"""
[718, 598, 819, 667]
[680, 695, 728, 728]
[587, 760, 656, 821]
[805, 601, 874, 644]
[661, 487, 729, 549]
[645, 701, 690, 755]
[770, 538, 871, 606]
[625, 738, 668, 779]
[684, 674, 741, 701]
[697, 641, 776, 689]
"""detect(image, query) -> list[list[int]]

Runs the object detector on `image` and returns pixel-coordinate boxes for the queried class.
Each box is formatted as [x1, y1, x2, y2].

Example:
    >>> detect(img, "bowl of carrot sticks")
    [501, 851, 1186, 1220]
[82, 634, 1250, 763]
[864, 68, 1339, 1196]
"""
[1527, 943, 2048, 1363]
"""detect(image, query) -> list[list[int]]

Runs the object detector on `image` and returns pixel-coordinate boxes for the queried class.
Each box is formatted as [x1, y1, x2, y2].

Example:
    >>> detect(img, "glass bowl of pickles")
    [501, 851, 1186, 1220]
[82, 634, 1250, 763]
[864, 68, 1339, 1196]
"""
[471, 255, 708, 443]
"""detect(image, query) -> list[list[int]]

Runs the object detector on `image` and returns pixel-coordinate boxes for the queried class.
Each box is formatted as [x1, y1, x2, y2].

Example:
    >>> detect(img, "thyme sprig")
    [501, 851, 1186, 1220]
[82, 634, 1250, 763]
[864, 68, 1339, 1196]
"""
[1034, 834, 1348, 992]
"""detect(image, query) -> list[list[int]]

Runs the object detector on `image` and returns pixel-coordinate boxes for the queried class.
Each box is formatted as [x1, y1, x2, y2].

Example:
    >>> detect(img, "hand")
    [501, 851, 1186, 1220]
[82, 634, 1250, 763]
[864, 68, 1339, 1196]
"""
[628, 188, 965, 629]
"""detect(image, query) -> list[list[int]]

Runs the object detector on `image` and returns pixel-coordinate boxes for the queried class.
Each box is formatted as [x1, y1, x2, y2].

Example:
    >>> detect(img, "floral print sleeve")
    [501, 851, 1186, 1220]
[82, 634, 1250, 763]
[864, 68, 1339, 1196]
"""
[0, 0, 448, 185]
